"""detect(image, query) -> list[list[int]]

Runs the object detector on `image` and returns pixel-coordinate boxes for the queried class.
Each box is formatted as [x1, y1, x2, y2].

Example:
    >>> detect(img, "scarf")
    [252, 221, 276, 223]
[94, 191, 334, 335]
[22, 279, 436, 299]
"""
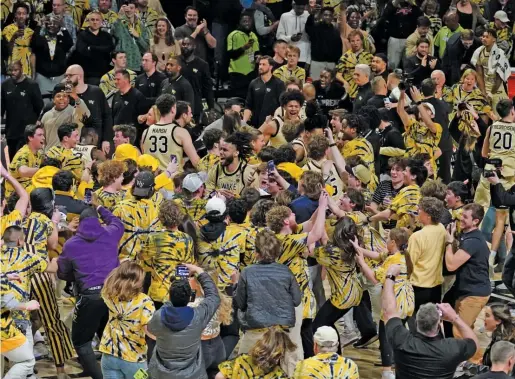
[471, 43, 511, 82]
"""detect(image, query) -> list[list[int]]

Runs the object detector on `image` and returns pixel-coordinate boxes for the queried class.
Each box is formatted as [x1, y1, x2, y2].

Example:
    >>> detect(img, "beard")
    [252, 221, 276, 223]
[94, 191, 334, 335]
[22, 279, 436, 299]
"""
[222, 155, 234, 167]
[181, 48, 193, 58]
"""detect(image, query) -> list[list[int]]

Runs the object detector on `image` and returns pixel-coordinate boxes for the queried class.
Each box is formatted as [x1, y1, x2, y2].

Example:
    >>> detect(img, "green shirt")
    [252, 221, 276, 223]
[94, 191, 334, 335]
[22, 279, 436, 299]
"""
[227, 30, 259, 75]
[434, 25, 464, 59]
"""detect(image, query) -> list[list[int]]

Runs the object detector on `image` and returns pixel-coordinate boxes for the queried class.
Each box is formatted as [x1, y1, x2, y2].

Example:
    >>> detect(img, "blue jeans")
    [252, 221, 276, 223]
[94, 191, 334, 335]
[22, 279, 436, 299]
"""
[101, 354, 147, 379]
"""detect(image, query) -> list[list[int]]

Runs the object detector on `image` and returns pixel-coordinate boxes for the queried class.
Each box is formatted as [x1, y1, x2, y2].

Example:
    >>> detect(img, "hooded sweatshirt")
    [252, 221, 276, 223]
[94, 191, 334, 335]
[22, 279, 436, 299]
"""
[57, 206, 124, 293]
[276, 9, 311, 63]
[148, 272, 220, 379]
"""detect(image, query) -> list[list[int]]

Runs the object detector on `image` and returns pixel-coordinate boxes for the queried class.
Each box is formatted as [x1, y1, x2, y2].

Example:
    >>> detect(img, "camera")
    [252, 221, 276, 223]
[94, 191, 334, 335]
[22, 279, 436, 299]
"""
[394, 69, 414, 92]
[484, 158, 503, 178]
[457, 102, 468, 111]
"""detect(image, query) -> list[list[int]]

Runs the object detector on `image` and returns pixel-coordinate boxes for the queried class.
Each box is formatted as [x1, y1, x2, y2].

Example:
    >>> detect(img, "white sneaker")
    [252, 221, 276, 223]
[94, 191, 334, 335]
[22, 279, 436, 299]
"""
[340, 331, 360, 347]
[382, 370, 395, 379]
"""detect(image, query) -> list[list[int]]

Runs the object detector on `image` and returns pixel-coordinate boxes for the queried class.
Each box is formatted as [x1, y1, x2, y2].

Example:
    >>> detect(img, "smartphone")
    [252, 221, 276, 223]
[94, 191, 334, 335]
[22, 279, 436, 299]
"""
[267, 160, 275, 176]
[84, 188, 93, 205]
[170, 154, 177, 163]
[65, 82, 73, 94]
[175, 264, 189, 279]
[383, 97, 391, 106]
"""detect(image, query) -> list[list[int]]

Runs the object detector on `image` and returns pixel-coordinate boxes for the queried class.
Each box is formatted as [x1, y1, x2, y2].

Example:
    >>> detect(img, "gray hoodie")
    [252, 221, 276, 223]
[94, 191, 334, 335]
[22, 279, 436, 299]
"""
[148, 273, 220, 379]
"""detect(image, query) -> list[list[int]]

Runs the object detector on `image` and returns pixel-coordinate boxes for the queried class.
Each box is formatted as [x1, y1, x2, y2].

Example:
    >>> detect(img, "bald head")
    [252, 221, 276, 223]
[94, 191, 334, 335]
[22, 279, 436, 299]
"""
[372, 76, 387, 95]
[445, 11, 460, 30]
[65, 65, 84, 86]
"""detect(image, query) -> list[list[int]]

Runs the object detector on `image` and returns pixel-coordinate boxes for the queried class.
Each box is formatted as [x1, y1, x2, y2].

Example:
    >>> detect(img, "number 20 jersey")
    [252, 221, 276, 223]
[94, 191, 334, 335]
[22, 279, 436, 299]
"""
[141, 122, 184, 171]
[489, 121, 515, 177]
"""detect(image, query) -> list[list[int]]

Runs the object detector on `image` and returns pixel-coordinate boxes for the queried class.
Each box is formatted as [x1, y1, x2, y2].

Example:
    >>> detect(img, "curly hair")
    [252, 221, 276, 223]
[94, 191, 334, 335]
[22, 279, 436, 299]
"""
[307, 135, 329, 160]
[159, 200, 183, 228]
[255, 229, 282, 262]
[241, 187, 261, 211]
[419, 196, 444, 224]
[227, 198, 248, 224]
[280, 90, 305, 108]
[275, 189, 296, 206]
[266, 206, 292, 233]
[420, 179, 447, 201]
[225, 131, 253, 161]
[300, 171, 324, 200]
[250, 199, 275, 227]
[98, 160, 126, 187]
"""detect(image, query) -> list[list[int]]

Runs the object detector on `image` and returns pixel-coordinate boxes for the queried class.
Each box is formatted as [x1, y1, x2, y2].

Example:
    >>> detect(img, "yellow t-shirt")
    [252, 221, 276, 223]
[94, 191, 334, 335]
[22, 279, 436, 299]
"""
[99, 292, 155, 363]
[0, 294, 26, 353]
[407, 223, 447, 288]
[95, 189, 126, 211]
[112, 198, 162, 263]
[276, 233, 315, 319]
[390, 184, 421, 230]
[197, 153, 220, 173]
[375, 252, 414, 321]
[198, 224, 247, 290]
[5, 145, 43, 197]
[2, 24, 35, 76]
[148, 230, 195, 303]
[219, 354, 288, 379]
[23, 212, 54, 260]
[293, 353, 359, 379]
[314, 244, 363, 310]
[46, 145, 84, 182]
[273, 65, 306, 84]
[342, 137, 378, 191]
[0, 210, 23, 236]
[336, 49, 373, 98]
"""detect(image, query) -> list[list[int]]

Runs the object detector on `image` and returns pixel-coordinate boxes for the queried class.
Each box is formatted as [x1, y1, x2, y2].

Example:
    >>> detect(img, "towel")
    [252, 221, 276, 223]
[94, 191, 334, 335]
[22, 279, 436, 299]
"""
[471, 43, 511, 82]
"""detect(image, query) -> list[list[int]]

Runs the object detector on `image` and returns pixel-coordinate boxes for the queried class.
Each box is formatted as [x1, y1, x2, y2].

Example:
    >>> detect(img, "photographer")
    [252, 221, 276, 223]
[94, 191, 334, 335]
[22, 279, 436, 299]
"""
[487, 170, 515, 297]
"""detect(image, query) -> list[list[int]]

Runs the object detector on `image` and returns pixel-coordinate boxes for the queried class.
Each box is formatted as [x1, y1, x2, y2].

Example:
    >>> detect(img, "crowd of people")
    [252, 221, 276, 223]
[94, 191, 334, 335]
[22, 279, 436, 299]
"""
[1, 0, 515, 378]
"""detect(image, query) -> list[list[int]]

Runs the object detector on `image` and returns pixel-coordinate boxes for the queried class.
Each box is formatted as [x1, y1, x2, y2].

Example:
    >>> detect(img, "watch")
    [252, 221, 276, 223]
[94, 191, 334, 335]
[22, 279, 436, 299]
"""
[386, 274, 396, 281]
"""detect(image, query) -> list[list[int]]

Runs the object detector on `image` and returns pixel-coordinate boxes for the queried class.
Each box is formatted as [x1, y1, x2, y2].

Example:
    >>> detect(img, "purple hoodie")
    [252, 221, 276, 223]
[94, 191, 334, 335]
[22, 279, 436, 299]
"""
[57, 206, 124, 293]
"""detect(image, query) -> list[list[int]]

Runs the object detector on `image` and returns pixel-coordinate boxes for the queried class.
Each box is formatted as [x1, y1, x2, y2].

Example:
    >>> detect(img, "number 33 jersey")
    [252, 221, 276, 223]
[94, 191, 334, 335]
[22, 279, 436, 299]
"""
[141, 122, 184, 171]
[489, 121, 515, 177]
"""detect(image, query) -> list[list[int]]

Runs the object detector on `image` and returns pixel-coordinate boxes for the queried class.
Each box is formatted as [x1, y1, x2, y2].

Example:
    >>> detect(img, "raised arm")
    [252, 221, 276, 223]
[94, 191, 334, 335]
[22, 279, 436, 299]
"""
[0, 164, 29, 217]
[396, 90, 410, 128]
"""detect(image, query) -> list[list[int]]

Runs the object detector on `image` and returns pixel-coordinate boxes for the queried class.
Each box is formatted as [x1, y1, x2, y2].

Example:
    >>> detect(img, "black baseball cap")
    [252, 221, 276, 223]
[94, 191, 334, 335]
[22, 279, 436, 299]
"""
[132, 171, 155, 197]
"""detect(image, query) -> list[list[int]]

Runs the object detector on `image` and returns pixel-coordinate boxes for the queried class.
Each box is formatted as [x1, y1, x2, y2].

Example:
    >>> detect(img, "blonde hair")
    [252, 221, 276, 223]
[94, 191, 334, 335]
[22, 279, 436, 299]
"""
[266, 206, 292, 233]
[250, 325, 296, 373]
[460, 68, 478, 84]
[255, 229, 282, 262]
[193, 269, 233, 325]
[102, 261, 145, 302]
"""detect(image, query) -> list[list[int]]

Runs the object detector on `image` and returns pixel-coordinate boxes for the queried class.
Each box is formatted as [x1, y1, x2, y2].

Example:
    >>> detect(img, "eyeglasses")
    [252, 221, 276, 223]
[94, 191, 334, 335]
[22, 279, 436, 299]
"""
[64, 73, 78, 78]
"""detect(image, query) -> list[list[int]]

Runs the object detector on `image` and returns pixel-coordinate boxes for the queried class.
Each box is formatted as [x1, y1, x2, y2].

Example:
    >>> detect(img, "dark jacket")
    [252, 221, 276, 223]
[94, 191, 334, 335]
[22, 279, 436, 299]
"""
[305, 14, 342, 63]
[31, 29, 73, 77]
[1, 77, 43, 139]
[404, 54, 441, 88]
[178, 56, 214, 119]
[160, 75, 195, 107]
[235, 262, 301, 330]
[353, 82, 374, 113]
[57, 206, 123, 293]
[148, 272, 220, 379]
[379, 124, 405, 174]
[442, 33, 482, 86]
[75, 29, 115, 78]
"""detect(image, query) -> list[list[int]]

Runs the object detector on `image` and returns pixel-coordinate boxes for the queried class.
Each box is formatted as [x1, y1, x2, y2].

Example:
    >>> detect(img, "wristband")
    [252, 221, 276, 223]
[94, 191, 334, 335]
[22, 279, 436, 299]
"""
[385, 274, 396, 281]
[451, 315, 460, 324]
[415, 100, 422, 106]
[329, 143, 336, 147]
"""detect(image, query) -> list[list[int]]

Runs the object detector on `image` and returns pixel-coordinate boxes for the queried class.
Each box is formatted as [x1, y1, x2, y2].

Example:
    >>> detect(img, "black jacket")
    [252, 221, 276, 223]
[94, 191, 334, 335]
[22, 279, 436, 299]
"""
[77, 85, 113, 143]
[160, 75, 195, 107]
[353, 82, 374, 114]
[179, 56, 214, 119]
[442, 33, 482, 86]
[379, 124, 405, 174]
[305, 14, 342, 63]
[31, 29, 73, 77]
[404, 54, 441, 88]
[75, 29, 115, 78]
[112, 87, 148, 144]
[135, 70, 167, 105]
[314, 80, 350, 115]
[1, 77, 44, 139]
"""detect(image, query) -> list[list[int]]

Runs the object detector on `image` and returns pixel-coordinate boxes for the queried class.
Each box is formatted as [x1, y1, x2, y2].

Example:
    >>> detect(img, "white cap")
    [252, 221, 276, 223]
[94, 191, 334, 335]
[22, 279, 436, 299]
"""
[182, 173, 204, 192]
[494, 10, 510, 23]
[422, 102, 436, 117]
[313, 326, 339, 348]
[206, 197, 226, 216]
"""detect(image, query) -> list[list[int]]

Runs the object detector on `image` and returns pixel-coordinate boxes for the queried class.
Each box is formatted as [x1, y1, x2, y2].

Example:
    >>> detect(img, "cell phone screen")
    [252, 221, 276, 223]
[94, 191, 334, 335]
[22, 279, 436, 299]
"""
[84, 188, 93, 204]
[170, 154, 177, 163]
[175, 265, 189, 279]
[267, 160, 275, 175]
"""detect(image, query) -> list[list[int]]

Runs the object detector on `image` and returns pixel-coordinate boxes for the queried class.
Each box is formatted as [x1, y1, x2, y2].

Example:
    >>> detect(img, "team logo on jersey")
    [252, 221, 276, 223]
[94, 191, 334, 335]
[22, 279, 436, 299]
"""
[20, 91, 25, 96]
[193, 68, 198, 73]
[150, 83, 155, 87]
[266, 88, 271, 93]
[88, 100, 95, 105]
[124, 101, 129, 105]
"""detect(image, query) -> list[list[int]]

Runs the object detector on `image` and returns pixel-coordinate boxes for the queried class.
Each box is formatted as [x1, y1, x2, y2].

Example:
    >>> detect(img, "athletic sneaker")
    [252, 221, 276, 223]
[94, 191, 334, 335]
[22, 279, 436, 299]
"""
[382, 370, 395, 379]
